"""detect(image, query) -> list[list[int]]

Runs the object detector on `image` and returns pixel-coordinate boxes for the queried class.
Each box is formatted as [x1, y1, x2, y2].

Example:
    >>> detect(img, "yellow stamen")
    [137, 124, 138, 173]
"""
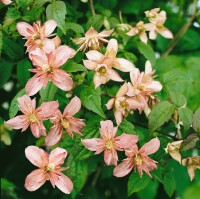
[45, 163, 55, 172]
[28, 113, 38, 123]
[61, 118, 69, 129]
[134, 154, 143, 165]
[105, 140, 113, 150]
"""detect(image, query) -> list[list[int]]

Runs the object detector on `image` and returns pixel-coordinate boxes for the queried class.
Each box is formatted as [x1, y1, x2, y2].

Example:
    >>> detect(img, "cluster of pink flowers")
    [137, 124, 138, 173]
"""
[127, 8, 173, 43]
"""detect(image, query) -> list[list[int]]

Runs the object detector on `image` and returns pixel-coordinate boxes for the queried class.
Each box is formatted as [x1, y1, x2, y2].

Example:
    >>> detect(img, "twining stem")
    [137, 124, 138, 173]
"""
[89, 0, 96, 16]
[161, 0, 197, 58]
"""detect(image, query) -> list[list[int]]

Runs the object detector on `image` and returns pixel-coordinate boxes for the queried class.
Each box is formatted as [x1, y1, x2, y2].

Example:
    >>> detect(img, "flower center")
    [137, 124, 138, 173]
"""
[105, 140, 113, 150]
[43, 64, 53, 74]
[32, 34, 40, 40]
[45, 163, 55, 172]
[120, 100, 128, 108]
[97, 66, 107, 75]
[134, 154, 143, 166]
[61, 118, 69, 129]
[28, 113, 38, 123]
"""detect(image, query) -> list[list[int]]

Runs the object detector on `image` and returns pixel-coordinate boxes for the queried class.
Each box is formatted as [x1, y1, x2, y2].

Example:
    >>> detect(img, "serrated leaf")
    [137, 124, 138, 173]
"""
[86, 14, 104, 31]
[17, 59, 32, 87]
[137, 42, 156, 65]
[148, 101, 175, 133]
[193, 108, 200, 133]
[9, 89, 26, 118]
[46, 1, 67, 34]
[65, 22, 84, 34]
[163, 173, 176, 197]
[180, 134, 199, 151]
[128, 172, 150, 196]
[80, 87, 105, 118]
[178, 107, 193, 133]
[66, 155, 88, 191]
[118, 119, 137, 135]
[169, 90, 187, 107]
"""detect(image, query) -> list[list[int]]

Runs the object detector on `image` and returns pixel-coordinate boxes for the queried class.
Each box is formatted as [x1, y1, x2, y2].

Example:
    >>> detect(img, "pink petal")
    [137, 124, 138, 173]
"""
[17, 95, 35, 115]
[127, 28, 137, 36]
[54, 172, 73, 194]
[145, 60, 153, 74]
[43, 20, 57, 37]
[25, 146, 49, 168]
[106, 39, 118, 55]
[2, 0, 12, 5]
[116, 82, 128, 97]
[139, 32, 148, 44]
[63, 96, 81, 117]
[45, 124, 63, 146]
[85, 26, 98, 37]
[52, 36, 61, 48]
[104, 149, 118, 166]
[149, 30, 157, 40]
[54, 46, 76, 67]
[98, 29, 113, 37]
[115, 58, 135, 72]
[146, 81, 162, 92]
[130, 68, 140, 85]
[49, 147, 67, 167]
[83, 60, 98, 70]
[140, 137, 160, 155]
[158, 27, 173, 39]
[25, 169, 47, 191]
[51, 69, 73, 91]
[100, 120, 114, 136]
[42, 38, 56, 54]
[93, 73, 108, 88]
[16, 22, 34, 37]
[86, 50, 104, 62]
[113, 158, 133, 177]
[114, 110, 123, 126]
[5, 115, 29, 130]
[106, 98, 115, 110]
[81, 138, 105, 152]
[108, 69, 124, 82]
[29, 48, 48, 67]
[30, 122, 46, 138]
[126, 98, 142, 110]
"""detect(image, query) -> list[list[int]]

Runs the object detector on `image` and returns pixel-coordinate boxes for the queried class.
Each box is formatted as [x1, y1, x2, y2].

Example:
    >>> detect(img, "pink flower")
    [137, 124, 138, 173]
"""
[16, 20, 58, 53]
[1, 0, 12, 5]
[106, 83, 142, 125]
[114, 137, 160, 177]
[25, 146, 73, 194]
[26, 46, 75, 96]
[72, 26, 113, 51]
[81, 120, 138, 166]
[5, 95, 58, 138]
[83, 39, 135, 88]
[45, 96, 85, 146]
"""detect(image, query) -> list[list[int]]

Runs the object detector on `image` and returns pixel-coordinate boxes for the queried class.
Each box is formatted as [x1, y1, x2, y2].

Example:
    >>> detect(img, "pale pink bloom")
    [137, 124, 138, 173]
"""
[26, 46, 75, 96]
[127, 61, 162, 112]
[5, 95, 58, 138]
[106, 83, 142, 125]
[81, 120, 138, 166]
[16, 20, 58, 53]
[114, 137, 160, 177]
[45, 96, 85, 146]
[182, 156, 200, 181]
[72, 26, 113, 51]
[126, 21, 153, 44]
[144, 8, 161, 24]
[25, 146, 73, 194]
[1, 0, 12, 5]
[83, 39, 135, 88]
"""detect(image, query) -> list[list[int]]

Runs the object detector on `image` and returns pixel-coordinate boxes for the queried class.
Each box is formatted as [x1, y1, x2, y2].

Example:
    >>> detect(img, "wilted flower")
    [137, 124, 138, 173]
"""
[25, 146, 73, 194]
[82, 120, 138, 166]
[45, 96, 85, 146]
[114, 137, 160, 177]
[72, 26, 113, 51]
[5, 95, 58, 138]
[16, 20, 58, 53]
[165, 140, 183, 164]
[1, 0, 12, 5]
[83, 39, 135, 88]
[106, 83, 142, 125]
[182, 156, 200, 181]
[26, 46, 76, 96]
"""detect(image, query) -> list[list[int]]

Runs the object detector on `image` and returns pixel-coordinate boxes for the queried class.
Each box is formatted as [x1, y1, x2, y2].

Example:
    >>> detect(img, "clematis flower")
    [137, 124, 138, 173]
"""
[72, 26, 113, 51]
[182, 156, 200, 181]
[45, 96, 85, 146]
[106, 83, 142, 125]
[81, 120, 138, 166]
[1, 0, 12, 5]
[165, 140, 183, 164]
[25, 146, 73, 194]
[144, 8, 162, 24]
[16, 20, 58, 53]
[114, 137, 160, 177]
[83, 39, 135, 88]
[5, 95, 58, 138]
[127, 21, 153, 44]
[127, 61, 162, 112]
[26, 46, 76, 96]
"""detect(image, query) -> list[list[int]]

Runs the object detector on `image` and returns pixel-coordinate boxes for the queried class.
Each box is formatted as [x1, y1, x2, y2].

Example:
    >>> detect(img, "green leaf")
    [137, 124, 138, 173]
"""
[169, 90, 187, 107]
[39, 82, 58, 102]
[178, 107, 193, 133]
[34, 0, 51, 7]
[65, 22, 84, 34]
[183, 183, 200, 199]
[137, 42, 156, 66]
[0, 30, 3, 56]
[46, 1, 67, 34]
[163, 173, 176, 197]
[80, 87, 105, 118]
[86, 14, 104, 31]
[193, 108, 200, 133]
[0, 60, 14, 88]
[180, 134, 199, 151]
[128, 172, 150, 196]
[62, 61, 86, 72]
[123, 52, 137, 63]
[118, 119, 137, 135]
[17, 59, 32, 87]
[66, 155, 88, 191]
[148, 101, 175, 133]
[9, 89, 26, 118]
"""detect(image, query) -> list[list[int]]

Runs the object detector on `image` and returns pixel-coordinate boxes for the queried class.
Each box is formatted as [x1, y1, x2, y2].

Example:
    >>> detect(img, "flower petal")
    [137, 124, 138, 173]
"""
[17, 95, 35, 115]
[86, 50, 104, 62]
[5, 115, 29, 130]
[42, 38, 56, 54]
[83, 60, 98, 70]
[106, 39, 118, 55]
[30, 122, 46, 138]
[81, 138, 104, 152]
[49, 147, 67, 167]
[29, 48, 48, 67]
[139, 32, 148, 44]
[114, 110, 123, 126]
[106, 98, 115, 110]
[116, 82, 128, 97]
[25, 146, 49, 168]
[158, 27, 173, 39]
[146, 81, 162, 92]
[43, 20, 57, 37]
[104, 149, 118, 166]
[16, 22, 34, 37]
[140, 137, 160, 155]
[115, 58, 135, 72]
[108, 69, 124, 82]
